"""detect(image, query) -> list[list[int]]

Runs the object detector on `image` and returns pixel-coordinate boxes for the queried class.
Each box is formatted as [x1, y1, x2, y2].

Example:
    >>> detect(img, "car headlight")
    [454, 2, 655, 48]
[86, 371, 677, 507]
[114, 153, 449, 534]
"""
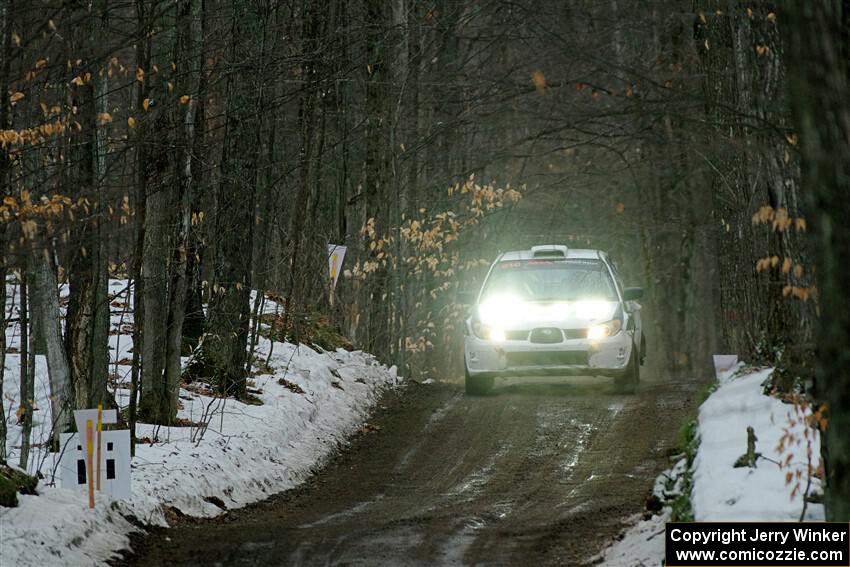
[587, 319, 622, 340]
[472, 320, 506, 342]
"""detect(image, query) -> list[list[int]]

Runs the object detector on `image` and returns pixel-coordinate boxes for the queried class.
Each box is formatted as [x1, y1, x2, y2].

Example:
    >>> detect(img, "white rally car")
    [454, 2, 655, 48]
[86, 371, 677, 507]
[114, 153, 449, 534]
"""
[461, 245, 645, 394]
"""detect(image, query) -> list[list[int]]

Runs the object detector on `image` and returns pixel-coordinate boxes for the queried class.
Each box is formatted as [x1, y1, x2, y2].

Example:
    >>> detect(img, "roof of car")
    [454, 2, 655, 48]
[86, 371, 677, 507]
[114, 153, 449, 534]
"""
[498, 247, 602, 262]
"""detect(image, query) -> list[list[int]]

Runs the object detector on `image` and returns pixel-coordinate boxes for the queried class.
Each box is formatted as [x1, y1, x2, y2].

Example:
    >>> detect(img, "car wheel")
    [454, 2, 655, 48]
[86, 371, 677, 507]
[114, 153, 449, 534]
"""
[614, 344, 640, 394]
[464, 361, 494, 395]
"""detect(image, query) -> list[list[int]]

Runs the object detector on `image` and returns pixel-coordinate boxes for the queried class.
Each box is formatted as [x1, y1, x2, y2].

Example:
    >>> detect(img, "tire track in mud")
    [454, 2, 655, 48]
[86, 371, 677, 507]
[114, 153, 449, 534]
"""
[121, 373, 701, 566]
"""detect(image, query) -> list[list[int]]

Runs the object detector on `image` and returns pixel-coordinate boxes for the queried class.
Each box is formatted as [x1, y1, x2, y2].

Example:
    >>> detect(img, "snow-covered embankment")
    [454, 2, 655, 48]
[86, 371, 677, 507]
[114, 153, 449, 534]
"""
[1, 280, 400, 565]
[601, 357, 824, 566]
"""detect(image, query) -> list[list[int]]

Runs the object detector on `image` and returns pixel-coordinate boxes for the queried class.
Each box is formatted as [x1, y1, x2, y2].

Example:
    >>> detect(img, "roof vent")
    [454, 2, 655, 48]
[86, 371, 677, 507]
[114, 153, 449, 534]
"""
[531, 245, 568, 258]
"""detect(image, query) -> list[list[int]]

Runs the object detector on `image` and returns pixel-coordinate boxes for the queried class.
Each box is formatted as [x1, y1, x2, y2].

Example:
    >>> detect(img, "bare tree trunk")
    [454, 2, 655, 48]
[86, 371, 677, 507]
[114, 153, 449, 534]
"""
[17, 265, 32, 469]
[90, 0, 112, 411]
[65, 50, 101, 409]
[0, 235, 6, 462]
[282, 0, 319, 338]
[201, 0, 265, 398]
[0, 0, 12, 462]
[181, 0, 208, 355]
[138, 184, 170, 421]
[162, 0, 198, 420]
[783, 0, 850, 522]
[28, 242, 74, 445]
[130, 0, 152, 449]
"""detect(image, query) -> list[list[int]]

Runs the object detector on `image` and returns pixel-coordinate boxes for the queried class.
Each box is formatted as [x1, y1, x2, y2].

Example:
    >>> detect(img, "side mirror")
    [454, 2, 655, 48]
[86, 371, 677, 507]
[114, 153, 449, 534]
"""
[458, 290, 477, 304]
[622, 287, 644, 301]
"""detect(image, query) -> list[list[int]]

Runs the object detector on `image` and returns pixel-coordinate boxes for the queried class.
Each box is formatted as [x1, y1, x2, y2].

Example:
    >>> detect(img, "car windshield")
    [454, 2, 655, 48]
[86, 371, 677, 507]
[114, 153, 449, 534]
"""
[481, 259, 617, 302]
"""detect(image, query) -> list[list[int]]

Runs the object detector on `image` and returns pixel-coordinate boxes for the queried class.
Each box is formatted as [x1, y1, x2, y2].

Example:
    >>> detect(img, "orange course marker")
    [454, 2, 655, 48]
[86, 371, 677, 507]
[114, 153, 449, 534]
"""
[86, 419, 94, 509]
[96, 404, 103, 491]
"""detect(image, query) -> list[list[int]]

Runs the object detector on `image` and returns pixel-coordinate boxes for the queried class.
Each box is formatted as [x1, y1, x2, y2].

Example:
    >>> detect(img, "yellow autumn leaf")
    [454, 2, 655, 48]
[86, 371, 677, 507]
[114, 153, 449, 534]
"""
[179, 95, 190, 104]
[35, 58, 48, 69]
[781, 257, 792, 274]
[531, 69, 546, 94]
[127, 116, 136, 128]
[97, 112, 112, 124]
[142, 98, 150, 111]
[9, 92, 24, 104]
[71, 75, 84, 86]
[136, 67, 145, 82]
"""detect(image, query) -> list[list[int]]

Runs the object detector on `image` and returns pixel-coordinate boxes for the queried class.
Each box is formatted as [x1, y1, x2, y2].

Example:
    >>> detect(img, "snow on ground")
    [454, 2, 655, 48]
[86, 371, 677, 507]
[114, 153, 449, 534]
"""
[693, 362, 824, 521]
[601, 358, 824, 566]
[600, 510, 669, 567]
[1, 279, 401, 566]
[600, 458, 685, 567]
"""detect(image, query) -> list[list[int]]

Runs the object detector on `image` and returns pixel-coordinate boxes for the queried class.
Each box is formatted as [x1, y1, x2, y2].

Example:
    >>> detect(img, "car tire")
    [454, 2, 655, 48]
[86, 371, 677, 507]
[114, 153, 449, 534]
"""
[614, 344, 640, 394]
[464, 362, 494, 395]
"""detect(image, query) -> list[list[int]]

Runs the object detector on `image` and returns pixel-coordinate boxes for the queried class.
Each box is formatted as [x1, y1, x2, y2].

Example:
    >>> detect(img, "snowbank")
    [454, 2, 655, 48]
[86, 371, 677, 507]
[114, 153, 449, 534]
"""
[601, 510, 669, 567]
[602, 359, 825, 566]
[693, 362, 824, 521]
[1, 280, 400, 565]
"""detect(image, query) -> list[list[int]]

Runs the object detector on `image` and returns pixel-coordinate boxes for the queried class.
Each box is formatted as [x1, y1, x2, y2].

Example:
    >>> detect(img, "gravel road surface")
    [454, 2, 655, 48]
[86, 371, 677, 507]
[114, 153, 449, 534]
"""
[123, 372, 700, 566]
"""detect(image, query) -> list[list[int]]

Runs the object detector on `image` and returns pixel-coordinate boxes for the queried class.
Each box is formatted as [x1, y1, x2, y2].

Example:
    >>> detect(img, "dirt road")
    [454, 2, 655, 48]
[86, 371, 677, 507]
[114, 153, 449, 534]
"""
[123, 373, 701, 566]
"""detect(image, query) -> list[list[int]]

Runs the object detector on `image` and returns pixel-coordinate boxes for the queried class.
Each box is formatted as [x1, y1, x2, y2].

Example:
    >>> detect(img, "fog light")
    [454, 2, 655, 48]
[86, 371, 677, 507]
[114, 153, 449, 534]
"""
[472, 320, 506, 342]
[587, 319, 622, 340]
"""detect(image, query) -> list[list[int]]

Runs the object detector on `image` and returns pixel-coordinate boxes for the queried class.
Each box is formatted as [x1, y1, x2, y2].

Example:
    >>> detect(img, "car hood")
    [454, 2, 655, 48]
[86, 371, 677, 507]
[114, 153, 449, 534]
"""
[476, 299, 620, 329]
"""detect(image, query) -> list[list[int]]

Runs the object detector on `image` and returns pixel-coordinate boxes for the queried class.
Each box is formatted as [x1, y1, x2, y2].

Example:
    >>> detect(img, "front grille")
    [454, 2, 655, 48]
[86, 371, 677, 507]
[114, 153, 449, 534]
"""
[505, 330, 530, 341]
[506, 351, 588, 367]
[563, 328, 587, 340]
[530, 327, 563, 344]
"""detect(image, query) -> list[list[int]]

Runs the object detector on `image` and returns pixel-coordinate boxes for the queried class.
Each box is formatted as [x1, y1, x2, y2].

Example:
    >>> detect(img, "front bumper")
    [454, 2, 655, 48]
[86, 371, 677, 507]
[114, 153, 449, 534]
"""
[464, 331, 633, 378]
